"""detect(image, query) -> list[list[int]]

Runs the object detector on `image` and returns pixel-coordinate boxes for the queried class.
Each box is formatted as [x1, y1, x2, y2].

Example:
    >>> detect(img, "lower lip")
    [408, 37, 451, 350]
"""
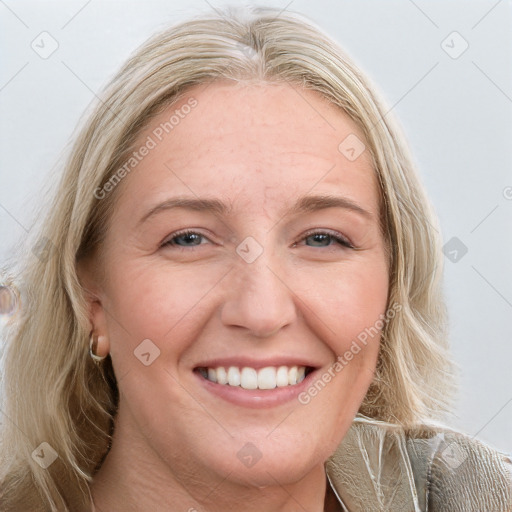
[194, 369, 319, 409]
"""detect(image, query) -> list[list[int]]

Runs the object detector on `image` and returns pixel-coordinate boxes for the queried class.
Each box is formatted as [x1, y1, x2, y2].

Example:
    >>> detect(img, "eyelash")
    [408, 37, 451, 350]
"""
[299, 229, 354, 249]
[161, 229, 354, 250]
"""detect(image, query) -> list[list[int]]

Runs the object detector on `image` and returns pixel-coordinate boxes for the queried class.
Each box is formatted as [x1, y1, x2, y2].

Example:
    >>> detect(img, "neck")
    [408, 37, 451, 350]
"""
[90, 419, 329, 512]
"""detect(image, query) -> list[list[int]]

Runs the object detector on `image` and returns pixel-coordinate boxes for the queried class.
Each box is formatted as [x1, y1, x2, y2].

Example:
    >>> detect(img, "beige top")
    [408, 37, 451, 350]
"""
[325, 414, 512, 511]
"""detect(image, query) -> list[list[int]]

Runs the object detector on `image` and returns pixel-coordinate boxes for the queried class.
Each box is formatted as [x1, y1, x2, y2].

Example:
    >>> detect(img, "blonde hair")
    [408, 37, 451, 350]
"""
[0, 6, 456, 510]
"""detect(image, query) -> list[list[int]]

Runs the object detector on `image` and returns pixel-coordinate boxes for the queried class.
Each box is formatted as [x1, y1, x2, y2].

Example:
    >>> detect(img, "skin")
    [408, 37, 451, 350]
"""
[80, 80, 390, 512]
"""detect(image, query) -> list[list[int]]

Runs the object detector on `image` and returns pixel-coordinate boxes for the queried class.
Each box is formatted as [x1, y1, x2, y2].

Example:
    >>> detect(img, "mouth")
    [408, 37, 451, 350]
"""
[194, 365, 316, 390]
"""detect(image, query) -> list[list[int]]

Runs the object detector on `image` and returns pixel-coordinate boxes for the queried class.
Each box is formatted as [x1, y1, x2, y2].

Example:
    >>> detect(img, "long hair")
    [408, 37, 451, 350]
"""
[0, 6, 456, 510]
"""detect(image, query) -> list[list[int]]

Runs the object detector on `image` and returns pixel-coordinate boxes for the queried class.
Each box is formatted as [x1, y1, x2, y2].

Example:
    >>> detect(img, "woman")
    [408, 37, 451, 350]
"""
[1, 6, 510, 511]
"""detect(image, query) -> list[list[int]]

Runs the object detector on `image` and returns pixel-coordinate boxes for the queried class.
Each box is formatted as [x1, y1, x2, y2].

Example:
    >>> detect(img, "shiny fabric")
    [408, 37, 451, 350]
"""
[325, 414, 512, 511]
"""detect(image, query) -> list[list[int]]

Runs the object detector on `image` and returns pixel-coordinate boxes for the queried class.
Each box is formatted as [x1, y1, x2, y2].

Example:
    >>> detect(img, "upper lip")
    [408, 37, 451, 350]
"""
[193, 356, 322, 370]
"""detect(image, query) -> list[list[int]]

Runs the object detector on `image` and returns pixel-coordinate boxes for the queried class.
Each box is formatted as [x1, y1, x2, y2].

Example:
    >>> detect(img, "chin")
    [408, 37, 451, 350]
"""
[220, 460, 315, 489]
[202, 437, 326, 488]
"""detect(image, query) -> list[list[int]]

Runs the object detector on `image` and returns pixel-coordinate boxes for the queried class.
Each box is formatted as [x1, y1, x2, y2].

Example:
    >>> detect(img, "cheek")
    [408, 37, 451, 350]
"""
[103, 259, 226, 363]
[293, 265, 387, 440]
[100, 262, 216, 432]
[299, 261, 389, 353]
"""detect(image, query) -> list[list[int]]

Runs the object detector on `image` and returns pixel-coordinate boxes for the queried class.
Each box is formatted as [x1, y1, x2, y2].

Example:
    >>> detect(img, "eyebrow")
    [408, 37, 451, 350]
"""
[137, 193, 373, 226]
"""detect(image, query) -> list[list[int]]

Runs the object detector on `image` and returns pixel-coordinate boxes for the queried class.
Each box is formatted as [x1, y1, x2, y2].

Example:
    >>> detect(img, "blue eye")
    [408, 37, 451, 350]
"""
[300, 230, 354, 249]
[161, 229, 354, 250]
[162, 230, 208, 247]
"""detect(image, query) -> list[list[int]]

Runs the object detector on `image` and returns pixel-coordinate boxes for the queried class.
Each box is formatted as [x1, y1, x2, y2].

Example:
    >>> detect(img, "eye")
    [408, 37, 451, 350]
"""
[297, 229, 354, 249]
[161, 230, 210, 248]
[161, 229, 354, 250]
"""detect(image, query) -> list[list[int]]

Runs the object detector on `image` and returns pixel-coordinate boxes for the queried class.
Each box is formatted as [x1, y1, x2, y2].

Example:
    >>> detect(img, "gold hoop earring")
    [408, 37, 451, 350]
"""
[89, 332, 107, 363]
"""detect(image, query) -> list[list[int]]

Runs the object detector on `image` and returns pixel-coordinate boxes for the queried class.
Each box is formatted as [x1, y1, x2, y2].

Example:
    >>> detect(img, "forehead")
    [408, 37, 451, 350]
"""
[115, 80, 379, 218]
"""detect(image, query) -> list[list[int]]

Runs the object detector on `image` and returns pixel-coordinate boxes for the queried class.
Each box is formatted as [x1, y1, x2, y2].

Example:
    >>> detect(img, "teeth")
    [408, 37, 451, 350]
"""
[258, 367, 276, 389]
[276, 366, 289, 387]
[217, 366, 228, 385]
[199, 365, 308, 390]
[241, 367, 258, 389]
[227, 366, 241, 386]
[288, 366, 297, 385]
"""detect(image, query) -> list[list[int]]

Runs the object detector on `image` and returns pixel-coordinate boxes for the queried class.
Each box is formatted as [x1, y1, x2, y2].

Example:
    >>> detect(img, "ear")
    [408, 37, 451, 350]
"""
[76, 257, 110, 345]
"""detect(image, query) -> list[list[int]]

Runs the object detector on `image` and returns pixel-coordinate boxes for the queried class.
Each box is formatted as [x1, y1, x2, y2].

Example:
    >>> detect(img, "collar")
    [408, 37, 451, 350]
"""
[324, 415, 423, 512]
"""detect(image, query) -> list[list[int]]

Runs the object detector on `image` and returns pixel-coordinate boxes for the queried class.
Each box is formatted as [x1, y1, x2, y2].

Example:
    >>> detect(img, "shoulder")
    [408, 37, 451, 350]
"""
[405, 421, 512, 511]
[326, 415, 512, 511]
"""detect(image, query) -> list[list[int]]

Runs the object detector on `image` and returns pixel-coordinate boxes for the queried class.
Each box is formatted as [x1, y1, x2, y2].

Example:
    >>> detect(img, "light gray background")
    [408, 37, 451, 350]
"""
[1, 0, 511, 453]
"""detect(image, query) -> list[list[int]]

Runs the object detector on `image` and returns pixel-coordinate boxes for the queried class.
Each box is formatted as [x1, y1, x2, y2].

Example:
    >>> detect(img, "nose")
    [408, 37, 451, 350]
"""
[220, 253, 297, 338]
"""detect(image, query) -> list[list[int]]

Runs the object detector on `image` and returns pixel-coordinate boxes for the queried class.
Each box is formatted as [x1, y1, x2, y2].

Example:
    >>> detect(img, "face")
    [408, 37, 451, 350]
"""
[85, 81, 389, 490]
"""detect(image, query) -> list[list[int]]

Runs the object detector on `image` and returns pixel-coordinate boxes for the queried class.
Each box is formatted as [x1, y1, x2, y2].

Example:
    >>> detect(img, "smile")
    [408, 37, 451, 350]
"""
[196, 365, 313, 390]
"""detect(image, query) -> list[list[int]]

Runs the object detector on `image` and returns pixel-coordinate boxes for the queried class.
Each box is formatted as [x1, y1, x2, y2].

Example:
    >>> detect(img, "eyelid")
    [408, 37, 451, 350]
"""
[161, 229, 213, 247]
[299, 228, 355, 249]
